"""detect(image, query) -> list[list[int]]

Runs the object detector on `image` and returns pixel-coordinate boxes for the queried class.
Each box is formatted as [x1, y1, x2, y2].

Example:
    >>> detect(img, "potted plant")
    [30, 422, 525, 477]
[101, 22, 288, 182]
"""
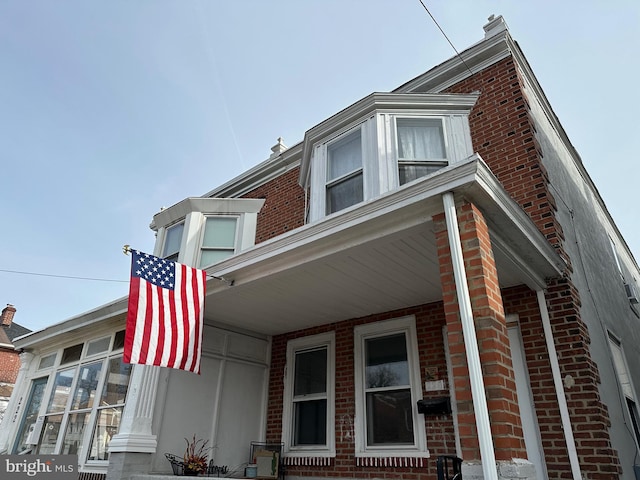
[182, 434, 211, 476]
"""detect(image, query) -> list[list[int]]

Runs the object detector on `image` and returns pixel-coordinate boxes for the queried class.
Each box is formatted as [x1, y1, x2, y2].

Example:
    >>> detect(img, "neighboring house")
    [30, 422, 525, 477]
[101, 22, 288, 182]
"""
[1, 15, 640, 480]
[0, 305, 32, 424]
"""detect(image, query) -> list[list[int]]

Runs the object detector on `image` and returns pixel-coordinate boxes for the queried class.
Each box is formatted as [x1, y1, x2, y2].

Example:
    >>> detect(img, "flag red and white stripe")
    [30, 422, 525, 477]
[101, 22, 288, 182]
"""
[124, 249, 206, 374]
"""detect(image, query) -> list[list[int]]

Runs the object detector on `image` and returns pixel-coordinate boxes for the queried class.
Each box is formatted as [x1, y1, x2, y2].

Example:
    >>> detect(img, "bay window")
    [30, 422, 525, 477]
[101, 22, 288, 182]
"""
[282, 332, 335, 460]
[302, 92, 477, 223]
[354, 316, 428, 460]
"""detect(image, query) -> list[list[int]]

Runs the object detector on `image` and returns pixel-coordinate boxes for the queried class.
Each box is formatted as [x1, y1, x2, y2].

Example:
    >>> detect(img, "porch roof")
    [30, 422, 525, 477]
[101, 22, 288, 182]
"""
[203, 154, 565, 336]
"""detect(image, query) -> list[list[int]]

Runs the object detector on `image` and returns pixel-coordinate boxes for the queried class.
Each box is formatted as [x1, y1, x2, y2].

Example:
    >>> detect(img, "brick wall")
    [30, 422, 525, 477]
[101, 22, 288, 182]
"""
[434, 202, 526, 463]
[242, 166, 306, 244]
[266, 303, 455, 479]
[0, 348, 20, 383]
[445, 57, 621, 477]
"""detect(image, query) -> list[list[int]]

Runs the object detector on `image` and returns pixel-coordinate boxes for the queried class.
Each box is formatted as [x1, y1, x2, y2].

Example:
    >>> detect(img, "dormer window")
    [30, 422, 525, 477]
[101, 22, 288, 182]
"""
[396, 117, 446, 185]
[301, 93, 478, 223]
[162, 222, 184, 261]
[326, 128, 363, 214]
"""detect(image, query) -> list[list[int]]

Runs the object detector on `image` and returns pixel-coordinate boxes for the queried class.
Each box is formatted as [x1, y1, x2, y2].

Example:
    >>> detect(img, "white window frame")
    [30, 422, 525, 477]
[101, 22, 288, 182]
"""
[281, 332, 336, 459]
[353, 316, 428, 459]
[393, 116, 449, 186]
[197, 215, 240, 269]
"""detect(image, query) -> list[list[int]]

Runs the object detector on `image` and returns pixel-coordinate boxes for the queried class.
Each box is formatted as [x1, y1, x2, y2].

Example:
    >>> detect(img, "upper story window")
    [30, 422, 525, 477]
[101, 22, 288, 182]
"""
[396, 117, 446, 185]
[162, 222, 184, 261]
[200, 216, 238, 268]
[150, 198, 265, 268]
[301, 93, 478, 222]
[326, 129, 363, 214]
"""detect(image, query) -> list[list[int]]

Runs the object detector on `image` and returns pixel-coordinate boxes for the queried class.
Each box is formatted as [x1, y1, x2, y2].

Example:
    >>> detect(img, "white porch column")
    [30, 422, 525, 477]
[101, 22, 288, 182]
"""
[109, 364, 160, 453]
[536, 289, 582, 480]
[442, 192, 498, 480]
[0, 351, 34, 452]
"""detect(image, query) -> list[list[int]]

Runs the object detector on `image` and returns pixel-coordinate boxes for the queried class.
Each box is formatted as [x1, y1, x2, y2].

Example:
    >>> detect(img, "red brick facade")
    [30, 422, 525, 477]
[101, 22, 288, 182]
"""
[253, 51, 620, 478]
[267, 304, 455, 480]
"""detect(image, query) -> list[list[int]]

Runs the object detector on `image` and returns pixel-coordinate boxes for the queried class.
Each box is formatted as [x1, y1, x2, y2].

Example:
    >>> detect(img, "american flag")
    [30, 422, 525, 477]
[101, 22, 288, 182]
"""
[124, 249, 206, 374]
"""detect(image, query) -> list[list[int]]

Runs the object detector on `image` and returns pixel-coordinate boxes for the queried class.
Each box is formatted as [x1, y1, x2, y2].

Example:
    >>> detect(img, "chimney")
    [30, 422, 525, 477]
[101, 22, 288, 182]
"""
[1, 304, 16, 327]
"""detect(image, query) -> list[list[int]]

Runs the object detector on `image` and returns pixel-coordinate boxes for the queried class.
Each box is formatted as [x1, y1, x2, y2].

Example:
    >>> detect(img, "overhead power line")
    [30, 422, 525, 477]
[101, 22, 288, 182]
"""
[0, 268, 128, 283]
[417, 0, 474, 76]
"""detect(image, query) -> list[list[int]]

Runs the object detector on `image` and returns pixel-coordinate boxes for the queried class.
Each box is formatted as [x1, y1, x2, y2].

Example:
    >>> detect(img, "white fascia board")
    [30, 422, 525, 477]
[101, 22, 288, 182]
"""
[151, 197, 266, 231]
[13, 296, 128, 349]
[299, 92, 480, 187]
[393, 30, 512, 94]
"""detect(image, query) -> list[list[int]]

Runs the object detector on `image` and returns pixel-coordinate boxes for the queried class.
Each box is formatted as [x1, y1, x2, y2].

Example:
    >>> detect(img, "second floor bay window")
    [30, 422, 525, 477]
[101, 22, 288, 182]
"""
[150, 198, 265, 268]
[301, 93, 478, 222]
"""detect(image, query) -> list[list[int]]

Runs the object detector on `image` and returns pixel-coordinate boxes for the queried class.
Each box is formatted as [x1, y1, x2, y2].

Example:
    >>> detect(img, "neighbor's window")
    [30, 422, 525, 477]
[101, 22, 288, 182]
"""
[163, 222, 185, 261]
[608, 333, 640, 447]
[354, 316, 428, 458]
[282, 332, 335, 459]
[17, 330, 132, 464]
[199, 216, 238, 268]
[396, 118, 446, 185]
[326, 128, 363, 214]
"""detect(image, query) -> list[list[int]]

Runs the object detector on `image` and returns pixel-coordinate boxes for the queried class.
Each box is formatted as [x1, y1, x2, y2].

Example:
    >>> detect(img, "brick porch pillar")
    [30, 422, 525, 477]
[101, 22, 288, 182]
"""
[434, 201, 527, 463]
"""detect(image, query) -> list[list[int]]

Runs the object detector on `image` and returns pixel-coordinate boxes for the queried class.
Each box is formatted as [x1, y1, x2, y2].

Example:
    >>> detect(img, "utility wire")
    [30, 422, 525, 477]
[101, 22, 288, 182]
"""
[417, 0, 474, 76]
[0, 268, 128, 283]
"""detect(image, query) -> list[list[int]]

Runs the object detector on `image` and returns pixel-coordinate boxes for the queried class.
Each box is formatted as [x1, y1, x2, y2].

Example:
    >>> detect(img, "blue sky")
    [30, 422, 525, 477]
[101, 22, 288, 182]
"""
[1, 1, 639, 332]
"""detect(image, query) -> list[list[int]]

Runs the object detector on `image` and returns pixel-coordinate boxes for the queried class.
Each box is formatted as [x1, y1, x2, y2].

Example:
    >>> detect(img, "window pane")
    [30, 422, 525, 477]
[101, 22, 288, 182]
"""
[326, 173, 363, 214]
[397, 118, 444, 160]
[163, 222, 184, 258]
[47, 369, 75, 413]
[203, 217, 237, 248]
[38, 354, 56, 370]
[365, 334, 409, 388]
[200, 249, 234, 268]
[328, 130, 362, 180]
[88, 407, 122, 461]
[100, 357, 132, 406]
[399, 163, 446, 185]
[293, 399, 327, 445]
[37, 414, 63, 454]
[366, 390, 414, 445]
[61, 412, 90, 455]
[113, 330, 126, 351]
[13, 377, 48, 454]
[71, 361, 103, 410]
[61, 344, 83, 364]
[86, 337, 111, 356]
[294, 348, 327, 396]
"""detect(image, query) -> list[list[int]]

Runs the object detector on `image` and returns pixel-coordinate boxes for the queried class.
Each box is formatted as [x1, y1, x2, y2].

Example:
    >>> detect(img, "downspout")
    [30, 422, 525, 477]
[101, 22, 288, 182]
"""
[442, 192, 498, 480]
[536, 289, 582, 480]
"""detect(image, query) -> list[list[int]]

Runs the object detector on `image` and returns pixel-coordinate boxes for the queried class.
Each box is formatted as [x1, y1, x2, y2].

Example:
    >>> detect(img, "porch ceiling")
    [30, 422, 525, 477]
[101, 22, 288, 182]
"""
[203, 156, 565, 336]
